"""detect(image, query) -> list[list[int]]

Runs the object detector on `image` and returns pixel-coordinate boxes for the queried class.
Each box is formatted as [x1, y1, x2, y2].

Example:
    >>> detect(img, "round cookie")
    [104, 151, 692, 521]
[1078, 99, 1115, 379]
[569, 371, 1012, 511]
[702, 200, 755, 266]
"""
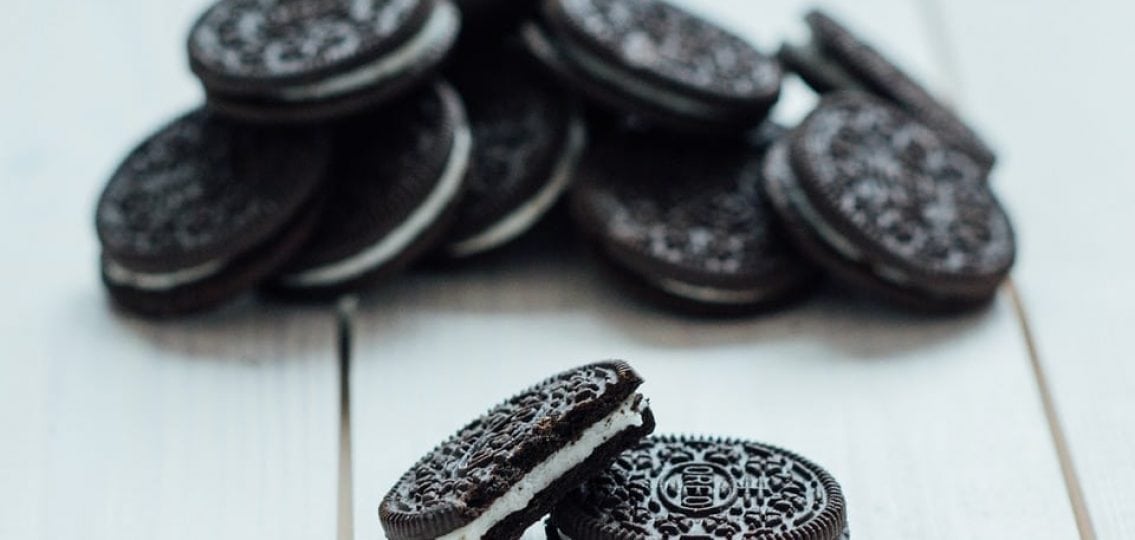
[270, 81, 471, 296]
[571, 125, 819, 314]
[763, 91, 1016, 311]
[442, 45, 585, 259]
[379, 361, 656, 540]
[522, 0, 781, 133]
[96, 109, 330, 316]
[188, 0, 461, 123]
[779, 9, 996, 168]
[547, 435, 848, 540]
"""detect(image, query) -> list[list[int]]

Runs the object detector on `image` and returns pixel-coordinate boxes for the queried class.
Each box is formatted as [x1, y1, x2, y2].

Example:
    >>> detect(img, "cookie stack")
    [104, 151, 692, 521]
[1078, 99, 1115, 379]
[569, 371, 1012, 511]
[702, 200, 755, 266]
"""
[380, 361, 850, 540]
[94, 0, 1016, 317]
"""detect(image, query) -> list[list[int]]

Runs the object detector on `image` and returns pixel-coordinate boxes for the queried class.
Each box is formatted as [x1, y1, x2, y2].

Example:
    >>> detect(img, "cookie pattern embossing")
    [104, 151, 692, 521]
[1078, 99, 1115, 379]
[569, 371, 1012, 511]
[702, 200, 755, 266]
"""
[797, 95, 1013, 276]
[556, 0, 779, 98]
[382, 363, 632, 518]
[556, 436, 846, 539]
[191, 0, 422, 78]
[98, 110, 327, 266]
[578, 137, 799, 279]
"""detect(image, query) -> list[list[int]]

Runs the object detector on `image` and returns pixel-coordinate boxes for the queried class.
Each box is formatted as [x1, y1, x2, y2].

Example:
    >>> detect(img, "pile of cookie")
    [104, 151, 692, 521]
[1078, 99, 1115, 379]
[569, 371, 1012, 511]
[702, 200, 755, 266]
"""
[379, 361, 850, 539]
[94, 0, 1016, 317]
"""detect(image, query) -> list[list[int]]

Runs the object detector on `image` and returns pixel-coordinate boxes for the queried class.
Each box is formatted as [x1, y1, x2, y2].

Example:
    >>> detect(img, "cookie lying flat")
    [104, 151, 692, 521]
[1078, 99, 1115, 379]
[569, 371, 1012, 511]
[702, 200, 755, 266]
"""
[442, 45, 585, 259]
[779, 9, 996, 168]
[763, 92, 1016, 311]
[272, 81, 470, 296]
[571, 125, 819, 313]
[96, 109, 330, 316]
[188, 0, 460, 123]
[522, 0, 781, 133]
[547, 435, 848, 540]
[380, 361, 655, 540]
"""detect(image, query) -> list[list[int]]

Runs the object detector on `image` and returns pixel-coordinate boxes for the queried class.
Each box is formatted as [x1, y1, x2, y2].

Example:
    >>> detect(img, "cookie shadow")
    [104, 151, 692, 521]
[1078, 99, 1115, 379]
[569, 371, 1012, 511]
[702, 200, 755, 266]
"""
[350, 219, 992, 361]
[103, 289, 338, 365]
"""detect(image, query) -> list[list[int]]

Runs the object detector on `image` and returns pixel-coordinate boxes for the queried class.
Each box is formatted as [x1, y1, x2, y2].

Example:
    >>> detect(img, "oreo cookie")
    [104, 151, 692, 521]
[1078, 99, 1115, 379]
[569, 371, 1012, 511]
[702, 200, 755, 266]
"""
[442, 45, 585, 259]
[780, 10, 996, 168]
[96, 109, 330, 316]
[188, 0, 461, 123]
[763, 92, 1016, 311]
[547, 435, 848, 540]
[571, 125, 819, 313]
[379, 361, 655, 540]
[522, 0, 781, 133]
[271, 81, 470, 296]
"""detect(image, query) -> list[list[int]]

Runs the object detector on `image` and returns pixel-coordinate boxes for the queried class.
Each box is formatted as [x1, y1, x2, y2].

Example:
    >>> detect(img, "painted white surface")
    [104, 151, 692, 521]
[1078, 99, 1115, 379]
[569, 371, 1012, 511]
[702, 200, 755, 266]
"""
[938, 1, 1135, 537]
[0, 1, 340, 539]
[349, 2, 1077, 539]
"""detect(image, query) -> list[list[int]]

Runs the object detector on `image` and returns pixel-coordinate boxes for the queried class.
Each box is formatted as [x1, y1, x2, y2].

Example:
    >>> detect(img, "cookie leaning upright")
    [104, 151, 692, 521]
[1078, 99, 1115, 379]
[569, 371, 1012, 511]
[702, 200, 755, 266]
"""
[779, 10, 996, 168]
[187, 0, 461, 123]
[96, 110, 330, 316]
[380, 361, 655, 540]
[271, 81, 471, 297]
[442, 44, 585, 259]
[763, 92, 1016, 311]
[547, 435, 848, 540]
[522, 0, 781, 133]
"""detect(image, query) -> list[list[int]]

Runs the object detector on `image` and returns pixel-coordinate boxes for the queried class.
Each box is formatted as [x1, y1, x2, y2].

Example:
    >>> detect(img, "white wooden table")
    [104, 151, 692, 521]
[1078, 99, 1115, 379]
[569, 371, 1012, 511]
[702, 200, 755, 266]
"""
[1, 0, 1130, 538]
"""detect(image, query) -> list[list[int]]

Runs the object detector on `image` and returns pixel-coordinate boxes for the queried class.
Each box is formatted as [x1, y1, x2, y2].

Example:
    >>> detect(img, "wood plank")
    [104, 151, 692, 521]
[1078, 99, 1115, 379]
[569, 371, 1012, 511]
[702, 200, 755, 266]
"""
[0, 1, 341, 539]
[349, 4, 1076, 537]
[935, 1, 1135, 537]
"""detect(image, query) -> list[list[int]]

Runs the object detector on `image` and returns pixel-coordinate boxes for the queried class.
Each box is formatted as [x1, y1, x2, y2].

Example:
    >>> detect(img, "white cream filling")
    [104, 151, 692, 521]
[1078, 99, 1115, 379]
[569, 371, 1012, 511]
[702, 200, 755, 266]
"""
[776, 160, 913, 286]
[654, 276, 779, 305]
[274, 1, 459, 102]
[445, 113, 586, 258]
[438, 394, 647, 540]
[103, 257, 226, 291]
[521, 23, 732, 120]
[279, 84, 471, 288]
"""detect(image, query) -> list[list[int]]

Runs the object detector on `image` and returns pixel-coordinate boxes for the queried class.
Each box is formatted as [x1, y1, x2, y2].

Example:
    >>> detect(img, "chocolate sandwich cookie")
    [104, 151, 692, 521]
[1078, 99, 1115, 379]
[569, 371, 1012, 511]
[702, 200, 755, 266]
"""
[763, 92, 1016, 311]
[380, 361, 655, 540]
[96, 109, 330, 317]
[570, 125, 819, 314]
[779, 10, 996, 168]
[547, 435, 848, 540]
[270, 81, 470, 296]
[188, 0, 461, 123]
[441, 45, 585, 259]
[522, 0, 781, 133]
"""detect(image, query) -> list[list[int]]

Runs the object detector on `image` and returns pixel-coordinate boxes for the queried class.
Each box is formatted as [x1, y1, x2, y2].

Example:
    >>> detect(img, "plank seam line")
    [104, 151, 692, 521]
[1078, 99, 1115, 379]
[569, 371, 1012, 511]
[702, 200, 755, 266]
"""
[1008, 281, 1097, 540]
[913, 1, 1096, 537]
[336, 296, 358, 540]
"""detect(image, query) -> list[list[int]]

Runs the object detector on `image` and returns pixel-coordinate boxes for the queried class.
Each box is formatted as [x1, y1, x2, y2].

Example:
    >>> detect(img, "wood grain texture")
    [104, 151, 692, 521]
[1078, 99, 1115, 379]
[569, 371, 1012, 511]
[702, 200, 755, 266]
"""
[348, 2, 1089, 522]
[935, 1, 1135, 537]
[348, 2, 1077, 538]
[0, 1, 340, 539]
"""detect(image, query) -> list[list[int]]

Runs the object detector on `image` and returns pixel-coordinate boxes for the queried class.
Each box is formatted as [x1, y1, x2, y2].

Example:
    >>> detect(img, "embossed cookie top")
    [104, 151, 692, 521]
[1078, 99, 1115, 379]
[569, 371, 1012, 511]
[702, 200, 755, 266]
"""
[550, 0, 780, 100]
[793, 92, 1014, 279]
[283, 82, 457, 271]
[380, 361, 643, 538]
[189, 0, 427, 83]
[96, 109, 329, 272]
[805, 10, 995, 166]
[448, 50, 572, 236]
[574, 132, 809, 285]
[551, 435, 847, 540]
